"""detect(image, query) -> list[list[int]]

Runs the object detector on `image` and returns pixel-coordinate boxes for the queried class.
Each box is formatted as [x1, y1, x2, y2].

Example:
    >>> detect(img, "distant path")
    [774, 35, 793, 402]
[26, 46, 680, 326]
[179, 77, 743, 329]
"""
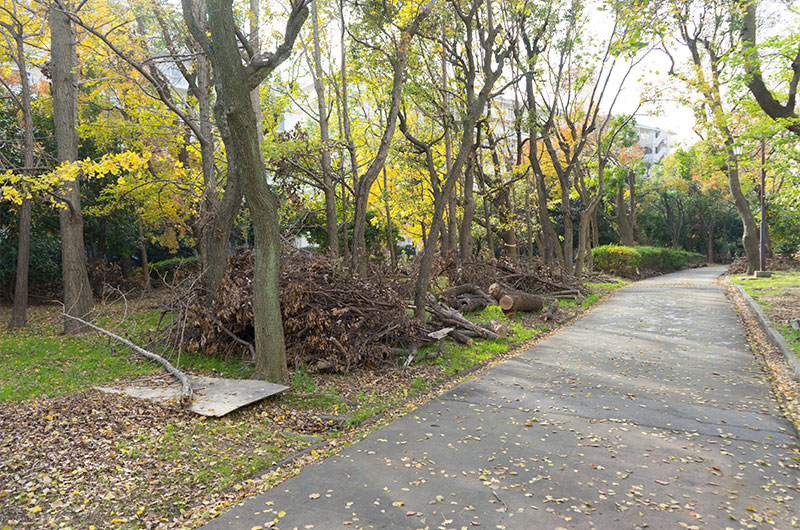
[207, 266, 799, 529]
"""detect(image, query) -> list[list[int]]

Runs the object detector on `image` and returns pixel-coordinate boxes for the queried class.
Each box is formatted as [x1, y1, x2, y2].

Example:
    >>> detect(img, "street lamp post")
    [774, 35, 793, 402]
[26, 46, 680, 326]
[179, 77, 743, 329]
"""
[760, 139, 767, 272]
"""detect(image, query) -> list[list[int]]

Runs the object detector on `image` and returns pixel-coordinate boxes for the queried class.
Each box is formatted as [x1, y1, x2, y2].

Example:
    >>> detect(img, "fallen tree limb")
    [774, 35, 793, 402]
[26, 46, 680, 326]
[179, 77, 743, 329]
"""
[449, 329, 474, 345]
[439, 284, 496, 306]
[426, 294, 499, 340]
[62, 313, 193, 404]
[212, 316, 255, 362]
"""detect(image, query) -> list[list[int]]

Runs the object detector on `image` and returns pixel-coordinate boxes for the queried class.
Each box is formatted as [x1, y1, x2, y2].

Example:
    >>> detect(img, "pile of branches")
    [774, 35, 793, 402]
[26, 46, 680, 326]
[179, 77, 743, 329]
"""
[728, 255, 799, 274]
[172, 251, 424, 372]
[444, 255, 582, 294]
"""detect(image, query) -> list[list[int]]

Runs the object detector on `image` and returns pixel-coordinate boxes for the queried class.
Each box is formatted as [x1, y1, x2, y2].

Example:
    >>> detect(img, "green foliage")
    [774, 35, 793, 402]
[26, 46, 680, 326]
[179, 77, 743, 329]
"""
[149, 256, 199, 283]
[593, 244, 706, 277]
[635, 246, 706, 272]
[592, 244, 641, 277]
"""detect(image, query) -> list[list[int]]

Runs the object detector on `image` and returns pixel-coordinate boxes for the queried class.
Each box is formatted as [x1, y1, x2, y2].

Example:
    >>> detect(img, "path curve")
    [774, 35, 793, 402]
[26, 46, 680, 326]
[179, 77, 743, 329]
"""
[207, 267, 799, 529]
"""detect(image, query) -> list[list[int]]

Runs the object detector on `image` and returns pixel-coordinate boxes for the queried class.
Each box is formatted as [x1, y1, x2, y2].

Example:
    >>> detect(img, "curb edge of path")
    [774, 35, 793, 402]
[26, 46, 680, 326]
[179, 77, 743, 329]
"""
[725, 276, 800, 381]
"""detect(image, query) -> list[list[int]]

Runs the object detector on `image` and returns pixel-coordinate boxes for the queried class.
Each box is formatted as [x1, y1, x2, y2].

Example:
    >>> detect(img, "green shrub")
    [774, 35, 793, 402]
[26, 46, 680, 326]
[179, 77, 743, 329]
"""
[592, 245, 707, 277]
[149, 256, 199, 283]
[592, 245, 641, 277]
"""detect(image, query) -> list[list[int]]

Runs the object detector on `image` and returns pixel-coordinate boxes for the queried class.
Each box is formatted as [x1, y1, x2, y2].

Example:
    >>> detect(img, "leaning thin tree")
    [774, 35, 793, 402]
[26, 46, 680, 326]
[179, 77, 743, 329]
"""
[182, 0, 310, 382]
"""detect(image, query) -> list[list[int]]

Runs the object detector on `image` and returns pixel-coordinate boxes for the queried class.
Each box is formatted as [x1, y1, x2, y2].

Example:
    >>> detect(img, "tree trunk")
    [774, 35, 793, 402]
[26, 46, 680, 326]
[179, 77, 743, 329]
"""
[51, 1, 94, 333]
[137, 213, 150, 290]
[183, 0, 308, 382]
[615, 187, 635, 246]
[459, 148, 476, 262]
[382, 169, 397, 267]
[727, 149, 760, 274]
[499, 293, 545, 314]
[9, 28, 33, 329]
[350, 56, 405, 276]
[310, 0, 339, 256]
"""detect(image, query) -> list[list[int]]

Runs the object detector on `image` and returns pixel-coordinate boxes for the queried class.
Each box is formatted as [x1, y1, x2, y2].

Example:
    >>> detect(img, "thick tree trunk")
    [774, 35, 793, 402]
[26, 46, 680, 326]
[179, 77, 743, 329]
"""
[51, 2, 94, 333]
[615, 187, 635, 246]
[9, 29, 33, 329]
[499, 293, 545, 314]
[310, 0, 339, 256]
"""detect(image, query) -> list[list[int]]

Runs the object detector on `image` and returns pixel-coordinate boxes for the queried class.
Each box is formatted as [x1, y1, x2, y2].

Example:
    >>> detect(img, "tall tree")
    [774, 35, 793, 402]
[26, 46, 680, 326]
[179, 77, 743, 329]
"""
[50, 0, 94, 332]
[182, 0, 309, 382]
[657, 0, 760, 273]
[0, 0, 38, 328]
[346, 0, 434, 276]
[307, 0, 339, 256]
[411, 0, 516, 319]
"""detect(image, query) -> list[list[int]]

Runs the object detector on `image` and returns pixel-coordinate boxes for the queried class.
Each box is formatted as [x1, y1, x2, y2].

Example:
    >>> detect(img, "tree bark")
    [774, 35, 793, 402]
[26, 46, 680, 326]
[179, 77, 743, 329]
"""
[51, 1, 94, 333]
[740, 3, 800, 136]
[615, 187, 635, 246]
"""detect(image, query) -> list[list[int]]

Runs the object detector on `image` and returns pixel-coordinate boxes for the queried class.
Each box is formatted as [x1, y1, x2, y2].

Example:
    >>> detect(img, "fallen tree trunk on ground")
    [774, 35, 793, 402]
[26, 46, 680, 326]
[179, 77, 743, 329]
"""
[62, 313, 193, 404]
[490, 282, 549, 317]
[499, 293, 546, 314]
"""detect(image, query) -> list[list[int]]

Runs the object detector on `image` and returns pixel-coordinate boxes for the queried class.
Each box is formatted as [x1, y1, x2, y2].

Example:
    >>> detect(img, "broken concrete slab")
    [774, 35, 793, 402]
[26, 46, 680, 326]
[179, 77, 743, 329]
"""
[96, 375, 287, 417]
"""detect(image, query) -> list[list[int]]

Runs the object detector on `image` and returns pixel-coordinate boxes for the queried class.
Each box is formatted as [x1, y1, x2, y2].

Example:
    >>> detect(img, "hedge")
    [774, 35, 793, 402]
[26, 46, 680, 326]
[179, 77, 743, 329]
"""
[149, 256, 199, 283]
[592, 245, 641, 277]
[592, 245, 706, 278]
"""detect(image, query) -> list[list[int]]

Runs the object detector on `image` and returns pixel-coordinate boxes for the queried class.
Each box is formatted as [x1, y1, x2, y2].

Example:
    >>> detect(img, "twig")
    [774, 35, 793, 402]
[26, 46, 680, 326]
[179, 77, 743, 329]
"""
[62, 312, 193, 404]
[492, 489, 508, 512]
[212, 315, 256, 361]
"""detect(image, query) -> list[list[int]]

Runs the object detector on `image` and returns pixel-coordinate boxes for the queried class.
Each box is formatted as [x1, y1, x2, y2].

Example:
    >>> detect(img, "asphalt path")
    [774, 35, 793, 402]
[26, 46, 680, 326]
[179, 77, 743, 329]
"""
[206, 266, 799, 529]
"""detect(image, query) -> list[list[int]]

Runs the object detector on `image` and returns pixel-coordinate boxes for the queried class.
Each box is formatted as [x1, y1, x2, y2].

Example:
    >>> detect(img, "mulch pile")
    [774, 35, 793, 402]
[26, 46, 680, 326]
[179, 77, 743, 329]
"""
[176, 251, 424, 372]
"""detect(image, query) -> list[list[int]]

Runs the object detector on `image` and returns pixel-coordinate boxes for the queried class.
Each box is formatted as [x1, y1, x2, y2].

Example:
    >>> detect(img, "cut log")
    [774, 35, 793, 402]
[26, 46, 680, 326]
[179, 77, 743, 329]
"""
[459, 296, 487, 312]
[499, 293, 545, 313]
[487, 321, 509, 339]
[449, 329, 474, 345]
[426, 294, 499, 340]
[62, 313, 193, 404]
[428, 327, 455, 340]
[488, 282, 503, 302]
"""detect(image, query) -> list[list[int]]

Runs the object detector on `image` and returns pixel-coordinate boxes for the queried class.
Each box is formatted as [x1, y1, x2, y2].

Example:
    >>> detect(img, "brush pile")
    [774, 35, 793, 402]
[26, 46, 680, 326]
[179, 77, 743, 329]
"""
[728, 255, 799, 274]
[445, 255, 582, 294]
[175, 251, 424, 372]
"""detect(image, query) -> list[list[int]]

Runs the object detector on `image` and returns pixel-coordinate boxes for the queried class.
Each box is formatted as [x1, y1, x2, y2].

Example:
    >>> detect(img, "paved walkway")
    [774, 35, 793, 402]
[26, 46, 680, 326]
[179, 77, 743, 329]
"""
[207, 267, 799, 529]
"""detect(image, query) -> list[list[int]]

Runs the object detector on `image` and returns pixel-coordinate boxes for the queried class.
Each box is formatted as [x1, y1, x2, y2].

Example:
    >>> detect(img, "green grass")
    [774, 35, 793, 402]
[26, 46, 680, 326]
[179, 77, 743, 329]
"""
[420, 305, 540, 375]
[0, 321, 253, 402]
[730, 270, 800, 357]
[0, 332, 159, 401]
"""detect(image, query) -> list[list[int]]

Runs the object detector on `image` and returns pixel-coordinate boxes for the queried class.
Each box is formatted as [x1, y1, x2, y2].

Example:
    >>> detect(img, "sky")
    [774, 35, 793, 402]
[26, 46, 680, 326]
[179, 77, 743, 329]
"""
[585, 1, 699, 149]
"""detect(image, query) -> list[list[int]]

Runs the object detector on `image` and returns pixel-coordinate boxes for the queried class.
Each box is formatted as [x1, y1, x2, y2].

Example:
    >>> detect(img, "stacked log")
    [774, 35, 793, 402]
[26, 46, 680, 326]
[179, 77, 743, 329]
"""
[489, 282, 550, 317]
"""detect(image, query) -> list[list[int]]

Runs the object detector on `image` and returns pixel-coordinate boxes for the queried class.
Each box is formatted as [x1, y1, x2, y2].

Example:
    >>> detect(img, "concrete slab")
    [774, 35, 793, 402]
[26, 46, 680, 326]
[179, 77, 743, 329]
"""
[96, 375, 287, 417]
